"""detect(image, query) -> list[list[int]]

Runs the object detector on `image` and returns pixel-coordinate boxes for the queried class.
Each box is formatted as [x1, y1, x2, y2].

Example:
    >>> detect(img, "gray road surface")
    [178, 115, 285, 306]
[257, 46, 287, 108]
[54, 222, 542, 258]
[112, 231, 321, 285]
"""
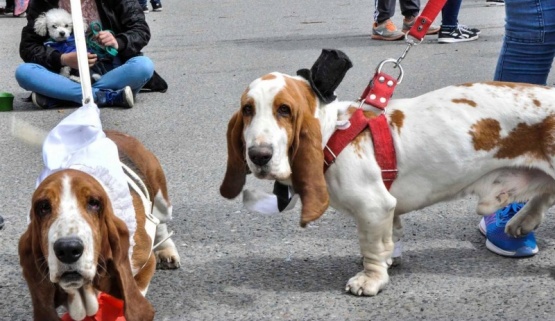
[2, 1, 555, 320]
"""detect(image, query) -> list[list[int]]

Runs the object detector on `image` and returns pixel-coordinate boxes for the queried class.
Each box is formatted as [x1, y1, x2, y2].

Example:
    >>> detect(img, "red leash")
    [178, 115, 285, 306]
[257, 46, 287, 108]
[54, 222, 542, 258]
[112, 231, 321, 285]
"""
[408, 0, 448, 41]
[323, 0, 447, 190]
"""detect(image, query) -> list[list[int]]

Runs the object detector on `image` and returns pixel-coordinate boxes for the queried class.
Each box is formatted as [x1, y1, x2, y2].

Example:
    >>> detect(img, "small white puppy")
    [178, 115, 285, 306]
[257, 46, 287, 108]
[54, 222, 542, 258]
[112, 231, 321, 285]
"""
[34, 8, 74, 42]
[34, 8, 100, 83]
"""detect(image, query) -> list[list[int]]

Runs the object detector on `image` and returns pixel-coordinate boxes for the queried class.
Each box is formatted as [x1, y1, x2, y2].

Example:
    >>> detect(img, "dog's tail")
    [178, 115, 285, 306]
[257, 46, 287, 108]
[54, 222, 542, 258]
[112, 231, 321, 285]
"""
[10, 116, 48, 149]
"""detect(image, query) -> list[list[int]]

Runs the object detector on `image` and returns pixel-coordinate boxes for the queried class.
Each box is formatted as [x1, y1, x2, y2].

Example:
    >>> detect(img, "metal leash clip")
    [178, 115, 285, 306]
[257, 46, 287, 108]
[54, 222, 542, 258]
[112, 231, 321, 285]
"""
[393, 31, 423, 68]
[358, 58, 403, 111]
[375, 58, 404, 84]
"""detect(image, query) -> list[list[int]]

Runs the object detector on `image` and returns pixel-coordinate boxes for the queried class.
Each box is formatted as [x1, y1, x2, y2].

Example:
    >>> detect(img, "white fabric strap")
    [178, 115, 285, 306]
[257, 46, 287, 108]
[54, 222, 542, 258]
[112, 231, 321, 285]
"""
[121, 162, 151, 204]
[120, 163, 172, 251]
[70, 0, 94, 104]
[121, 163, 159, 250]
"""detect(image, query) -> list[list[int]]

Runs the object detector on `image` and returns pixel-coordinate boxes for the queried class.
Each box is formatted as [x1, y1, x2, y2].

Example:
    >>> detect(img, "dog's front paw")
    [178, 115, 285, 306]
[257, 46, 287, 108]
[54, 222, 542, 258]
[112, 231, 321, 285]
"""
[345, 270, 389, 296]
[155, 239, 181, 270]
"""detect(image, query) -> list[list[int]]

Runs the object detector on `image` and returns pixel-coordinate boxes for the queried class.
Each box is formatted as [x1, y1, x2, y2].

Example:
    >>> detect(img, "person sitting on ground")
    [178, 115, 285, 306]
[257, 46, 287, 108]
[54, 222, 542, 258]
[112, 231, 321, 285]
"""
[16, 0, 154, 109]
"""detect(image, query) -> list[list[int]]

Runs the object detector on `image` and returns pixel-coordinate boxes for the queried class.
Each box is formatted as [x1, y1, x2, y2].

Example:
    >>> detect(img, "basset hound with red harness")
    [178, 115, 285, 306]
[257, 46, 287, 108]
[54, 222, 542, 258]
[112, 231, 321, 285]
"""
[221, 50, 555, 296]
[19, 130, 180, 321]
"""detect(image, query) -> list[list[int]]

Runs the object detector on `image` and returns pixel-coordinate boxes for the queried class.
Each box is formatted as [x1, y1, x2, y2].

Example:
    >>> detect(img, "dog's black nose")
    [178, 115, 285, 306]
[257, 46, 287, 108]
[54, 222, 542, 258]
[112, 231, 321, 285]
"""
[248, 145, 273, 166]
[53, 237, 84, 264]
[59, 31, 65, 37]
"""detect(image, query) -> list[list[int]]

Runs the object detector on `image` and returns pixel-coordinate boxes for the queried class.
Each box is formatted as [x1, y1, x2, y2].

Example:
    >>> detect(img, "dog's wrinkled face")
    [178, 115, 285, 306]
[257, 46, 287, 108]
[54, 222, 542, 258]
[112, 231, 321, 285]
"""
[221, 72, 329, 226]
[34, 8, 74, 42]
[241, 73, 307, 180]
[31, 170, 104, 291]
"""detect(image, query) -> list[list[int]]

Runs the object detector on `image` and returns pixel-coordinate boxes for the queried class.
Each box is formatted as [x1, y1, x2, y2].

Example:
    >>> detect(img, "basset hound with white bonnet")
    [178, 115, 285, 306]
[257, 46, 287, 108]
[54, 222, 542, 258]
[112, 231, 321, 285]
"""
[19, 104, 180, 321]
[221, 49, 555, 296]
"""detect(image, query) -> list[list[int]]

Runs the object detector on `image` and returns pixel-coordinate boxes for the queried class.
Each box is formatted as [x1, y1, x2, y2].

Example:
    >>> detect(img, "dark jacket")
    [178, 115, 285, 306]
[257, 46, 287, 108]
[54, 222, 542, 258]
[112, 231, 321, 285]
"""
[19, 0, 150, 72]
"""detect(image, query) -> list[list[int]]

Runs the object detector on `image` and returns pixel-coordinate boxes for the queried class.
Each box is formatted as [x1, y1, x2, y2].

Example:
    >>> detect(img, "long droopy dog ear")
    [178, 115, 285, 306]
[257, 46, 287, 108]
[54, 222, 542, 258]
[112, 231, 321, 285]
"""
[19, 215, 64, 321]
[33, 13, 48, 37]
[220, 111, 248, 199]
[291, 105, 329, 227]
[100, 209, 155, 321]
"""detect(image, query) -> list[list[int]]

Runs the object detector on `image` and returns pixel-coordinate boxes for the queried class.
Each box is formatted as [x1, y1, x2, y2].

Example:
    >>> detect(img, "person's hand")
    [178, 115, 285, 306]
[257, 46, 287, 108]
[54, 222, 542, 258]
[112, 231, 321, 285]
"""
[61, 52, 98, 68]
[95, 31, 119, 50]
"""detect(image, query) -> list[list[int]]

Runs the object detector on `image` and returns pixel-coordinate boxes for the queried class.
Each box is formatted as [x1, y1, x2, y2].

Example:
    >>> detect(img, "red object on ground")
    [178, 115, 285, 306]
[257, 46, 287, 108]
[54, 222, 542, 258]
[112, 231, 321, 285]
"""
[61, 292, 126, 321]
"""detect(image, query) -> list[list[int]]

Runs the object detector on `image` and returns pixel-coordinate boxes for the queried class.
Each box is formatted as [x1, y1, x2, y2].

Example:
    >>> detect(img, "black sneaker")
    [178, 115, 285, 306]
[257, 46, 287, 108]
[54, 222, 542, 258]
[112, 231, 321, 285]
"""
[141, 5, 149, 13]
[31, 92, 79, 109]
[96, 86, 134, 108]
[4, 5, 13, 14]
[0, 215, 4, 230]
[438, 25, 479, 43]
[151, 1, 162, 12]
[458, 24, 481, 35]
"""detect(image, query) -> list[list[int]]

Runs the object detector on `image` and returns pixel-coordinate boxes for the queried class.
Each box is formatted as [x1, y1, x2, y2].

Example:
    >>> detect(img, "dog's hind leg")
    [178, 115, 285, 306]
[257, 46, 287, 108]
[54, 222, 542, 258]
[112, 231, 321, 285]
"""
[505, 193, 555, 237]
[389, 214, 404, 267]
[152, 191, 181, 270]
[344, 190, 396, 296]
[474, 168, 530, 215]
[474, 168, 555, 216]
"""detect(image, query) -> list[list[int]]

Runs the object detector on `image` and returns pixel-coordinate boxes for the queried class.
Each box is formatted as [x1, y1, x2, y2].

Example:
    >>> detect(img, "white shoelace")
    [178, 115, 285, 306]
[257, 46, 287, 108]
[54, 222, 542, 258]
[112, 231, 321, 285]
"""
[457, 24, 477, 35]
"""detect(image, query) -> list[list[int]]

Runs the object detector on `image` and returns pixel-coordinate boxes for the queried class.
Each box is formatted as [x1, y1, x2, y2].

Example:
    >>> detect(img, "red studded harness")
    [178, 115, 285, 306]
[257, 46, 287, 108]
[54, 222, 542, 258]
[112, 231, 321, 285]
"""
[321, 0, 447, 190]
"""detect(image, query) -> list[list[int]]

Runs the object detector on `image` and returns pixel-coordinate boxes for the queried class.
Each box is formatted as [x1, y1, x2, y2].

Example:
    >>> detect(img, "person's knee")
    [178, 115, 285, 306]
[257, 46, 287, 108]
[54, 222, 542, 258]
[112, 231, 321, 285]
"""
[128, 56, 154, 79]
[15, 63, 35, 88]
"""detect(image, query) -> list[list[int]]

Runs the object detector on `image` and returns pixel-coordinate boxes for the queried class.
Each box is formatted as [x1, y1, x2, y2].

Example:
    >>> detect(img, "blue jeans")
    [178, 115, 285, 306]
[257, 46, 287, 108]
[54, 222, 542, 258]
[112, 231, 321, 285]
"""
[15, 56, 154, 104]
[441, 0, 462, 28]
[494, 0, 555, 84]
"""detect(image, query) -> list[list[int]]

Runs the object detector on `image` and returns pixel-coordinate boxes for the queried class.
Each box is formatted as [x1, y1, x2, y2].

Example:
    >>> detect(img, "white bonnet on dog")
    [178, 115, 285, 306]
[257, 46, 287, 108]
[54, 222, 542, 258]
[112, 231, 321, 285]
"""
[37, 103, 137, 250]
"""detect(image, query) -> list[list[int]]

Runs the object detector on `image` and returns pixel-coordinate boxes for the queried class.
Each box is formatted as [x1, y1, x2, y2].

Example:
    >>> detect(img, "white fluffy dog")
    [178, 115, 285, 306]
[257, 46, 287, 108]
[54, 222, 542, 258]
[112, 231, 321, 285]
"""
[34, 8, 74, 42]
[34, 8, 100, 83]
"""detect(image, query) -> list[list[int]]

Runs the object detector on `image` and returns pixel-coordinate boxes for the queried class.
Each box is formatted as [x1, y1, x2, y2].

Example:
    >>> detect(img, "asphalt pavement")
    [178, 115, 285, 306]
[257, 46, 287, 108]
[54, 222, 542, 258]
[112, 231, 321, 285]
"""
[2, 0, 555, 320]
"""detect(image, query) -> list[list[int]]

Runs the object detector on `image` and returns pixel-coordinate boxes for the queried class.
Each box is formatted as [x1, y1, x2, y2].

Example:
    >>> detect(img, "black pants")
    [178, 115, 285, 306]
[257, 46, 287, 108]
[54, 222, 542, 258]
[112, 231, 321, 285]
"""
[374, 0, 420, 23]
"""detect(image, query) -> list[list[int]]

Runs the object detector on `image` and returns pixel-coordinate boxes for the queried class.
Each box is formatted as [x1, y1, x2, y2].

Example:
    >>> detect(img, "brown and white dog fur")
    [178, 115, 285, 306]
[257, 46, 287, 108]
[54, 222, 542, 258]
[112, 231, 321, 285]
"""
[221, 72, 555, 296]
[19, 130, 180, 321]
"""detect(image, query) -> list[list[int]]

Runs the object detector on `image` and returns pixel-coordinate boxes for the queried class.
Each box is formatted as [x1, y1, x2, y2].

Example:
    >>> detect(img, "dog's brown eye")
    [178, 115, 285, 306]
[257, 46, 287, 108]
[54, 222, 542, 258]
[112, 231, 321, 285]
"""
[242, 104, 254, 116]
[87, 197, 101, 213]
[277, 104, 291, 117]
[35, 200, 52, 218]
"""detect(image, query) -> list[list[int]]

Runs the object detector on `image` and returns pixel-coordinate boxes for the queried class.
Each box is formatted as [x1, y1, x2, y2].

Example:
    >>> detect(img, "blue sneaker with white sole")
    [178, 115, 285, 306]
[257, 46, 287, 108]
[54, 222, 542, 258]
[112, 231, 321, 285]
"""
[479, 202, 538, 257]
[95, 86, 134, 108]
